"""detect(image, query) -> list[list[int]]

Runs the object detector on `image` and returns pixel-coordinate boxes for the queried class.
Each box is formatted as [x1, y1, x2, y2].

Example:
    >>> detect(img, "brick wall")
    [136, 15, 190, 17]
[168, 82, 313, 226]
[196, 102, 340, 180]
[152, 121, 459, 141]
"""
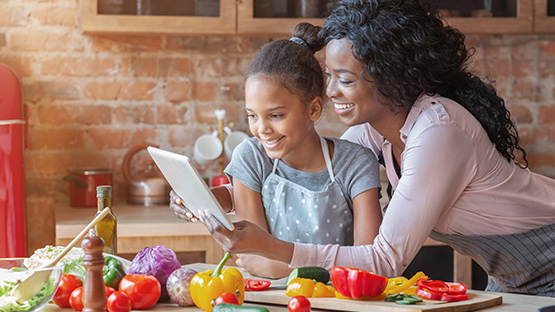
[0, 0, 554, 255]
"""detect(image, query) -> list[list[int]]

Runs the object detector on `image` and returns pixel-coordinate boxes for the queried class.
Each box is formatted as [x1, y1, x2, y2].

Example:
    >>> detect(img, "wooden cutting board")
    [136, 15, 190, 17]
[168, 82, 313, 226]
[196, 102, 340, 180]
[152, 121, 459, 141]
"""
[245, 290, 502, 312]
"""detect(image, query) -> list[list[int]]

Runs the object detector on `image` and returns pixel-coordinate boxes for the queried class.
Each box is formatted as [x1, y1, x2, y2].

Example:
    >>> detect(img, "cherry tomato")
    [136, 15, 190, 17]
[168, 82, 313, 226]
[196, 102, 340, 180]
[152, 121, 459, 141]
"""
[244, 278, 272, 291]
[107, 291, 132, 312]
[288, 295, 311, 312]
[52, 274, 83, 308]
[214, 292, 240, 306]
[69, 286, 84, 311]
[119, 274, 161, 310]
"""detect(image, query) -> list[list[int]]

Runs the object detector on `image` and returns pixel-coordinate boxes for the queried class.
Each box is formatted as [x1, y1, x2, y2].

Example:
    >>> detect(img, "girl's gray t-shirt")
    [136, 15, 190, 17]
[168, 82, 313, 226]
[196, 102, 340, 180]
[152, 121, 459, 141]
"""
[224, 137, 381, 207]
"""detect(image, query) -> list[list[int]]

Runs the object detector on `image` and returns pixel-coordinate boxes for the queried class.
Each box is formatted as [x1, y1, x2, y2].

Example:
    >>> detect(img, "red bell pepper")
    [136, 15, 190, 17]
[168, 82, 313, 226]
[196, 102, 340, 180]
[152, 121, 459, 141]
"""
[416, 279, 469, 302]
[417, 279, 467, 295]
[417, 288, 469, 302]
[330, 266, 388, 299]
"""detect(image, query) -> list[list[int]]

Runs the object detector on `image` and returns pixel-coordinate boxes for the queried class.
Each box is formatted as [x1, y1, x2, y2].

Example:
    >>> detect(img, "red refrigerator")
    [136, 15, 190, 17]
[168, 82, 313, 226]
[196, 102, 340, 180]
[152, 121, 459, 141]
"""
[0, 63, 27, 257]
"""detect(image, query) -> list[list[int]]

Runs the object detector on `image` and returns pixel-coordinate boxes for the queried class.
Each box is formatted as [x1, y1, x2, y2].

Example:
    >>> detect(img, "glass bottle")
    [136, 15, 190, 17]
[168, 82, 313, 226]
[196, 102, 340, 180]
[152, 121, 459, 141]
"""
[95, 185, 117, 255]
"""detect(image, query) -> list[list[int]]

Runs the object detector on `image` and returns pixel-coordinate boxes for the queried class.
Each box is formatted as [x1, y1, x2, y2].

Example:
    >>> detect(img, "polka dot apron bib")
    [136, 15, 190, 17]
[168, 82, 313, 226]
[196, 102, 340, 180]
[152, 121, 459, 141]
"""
[261, 137, 354, 245]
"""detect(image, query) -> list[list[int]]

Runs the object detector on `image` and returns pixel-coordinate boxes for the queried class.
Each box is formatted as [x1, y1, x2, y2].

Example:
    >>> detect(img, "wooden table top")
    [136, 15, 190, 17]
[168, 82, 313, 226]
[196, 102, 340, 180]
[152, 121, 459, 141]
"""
[40, 290, 555, 311]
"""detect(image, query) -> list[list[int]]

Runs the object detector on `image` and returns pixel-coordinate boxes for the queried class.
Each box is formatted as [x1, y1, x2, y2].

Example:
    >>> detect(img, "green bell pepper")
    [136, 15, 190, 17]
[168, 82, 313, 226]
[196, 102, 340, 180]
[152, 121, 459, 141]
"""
[103, 256, 125, 289]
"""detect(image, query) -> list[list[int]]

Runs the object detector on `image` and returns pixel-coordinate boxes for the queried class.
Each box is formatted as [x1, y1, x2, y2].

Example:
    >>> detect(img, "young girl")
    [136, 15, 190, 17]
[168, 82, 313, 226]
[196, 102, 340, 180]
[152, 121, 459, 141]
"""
[219, 23, 383, 278]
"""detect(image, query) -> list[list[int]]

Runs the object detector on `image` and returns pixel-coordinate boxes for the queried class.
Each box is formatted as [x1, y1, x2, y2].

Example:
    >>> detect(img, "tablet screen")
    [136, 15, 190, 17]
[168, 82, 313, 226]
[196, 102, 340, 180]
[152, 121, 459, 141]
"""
[147, 146, 234, 231]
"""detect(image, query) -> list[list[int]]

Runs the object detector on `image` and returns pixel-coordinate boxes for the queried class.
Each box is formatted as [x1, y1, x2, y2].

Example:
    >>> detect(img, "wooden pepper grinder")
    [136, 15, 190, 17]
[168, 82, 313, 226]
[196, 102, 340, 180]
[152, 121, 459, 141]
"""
[81, 229, 107, 312]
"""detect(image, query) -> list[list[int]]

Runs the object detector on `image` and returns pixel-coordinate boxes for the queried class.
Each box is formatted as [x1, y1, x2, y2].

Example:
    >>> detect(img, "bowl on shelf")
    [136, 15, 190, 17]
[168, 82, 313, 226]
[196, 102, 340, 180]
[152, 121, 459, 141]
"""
[0, 258, 64, 312]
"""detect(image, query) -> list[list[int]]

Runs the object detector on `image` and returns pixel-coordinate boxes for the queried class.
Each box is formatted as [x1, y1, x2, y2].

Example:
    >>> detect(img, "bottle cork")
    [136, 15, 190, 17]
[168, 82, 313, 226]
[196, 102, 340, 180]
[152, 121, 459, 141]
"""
[82, 230, 107, 312]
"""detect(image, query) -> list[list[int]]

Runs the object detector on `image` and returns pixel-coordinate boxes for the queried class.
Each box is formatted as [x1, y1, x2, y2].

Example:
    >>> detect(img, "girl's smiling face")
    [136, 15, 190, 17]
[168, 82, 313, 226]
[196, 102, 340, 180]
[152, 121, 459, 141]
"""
[245, 75, 321, 163]
[324, 38, 388, 127]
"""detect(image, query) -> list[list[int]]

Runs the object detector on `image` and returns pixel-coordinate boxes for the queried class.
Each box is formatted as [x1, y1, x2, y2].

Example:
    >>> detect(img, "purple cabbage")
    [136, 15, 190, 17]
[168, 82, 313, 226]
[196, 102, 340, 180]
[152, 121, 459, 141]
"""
[128, 245, 181, 302]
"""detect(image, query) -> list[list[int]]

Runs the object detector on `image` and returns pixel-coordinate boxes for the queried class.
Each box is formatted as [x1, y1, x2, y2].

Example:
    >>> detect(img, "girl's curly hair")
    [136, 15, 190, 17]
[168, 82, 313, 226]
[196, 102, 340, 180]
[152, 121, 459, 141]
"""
[320, 0, 527, 167]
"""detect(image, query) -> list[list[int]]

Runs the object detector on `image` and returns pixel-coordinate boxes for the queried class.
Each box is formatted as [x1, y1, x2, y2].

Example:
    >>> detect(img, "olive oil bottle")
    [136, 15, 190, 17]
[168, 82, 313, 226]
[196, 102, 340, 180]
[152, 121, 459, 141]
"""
[95, 185, 117, 255]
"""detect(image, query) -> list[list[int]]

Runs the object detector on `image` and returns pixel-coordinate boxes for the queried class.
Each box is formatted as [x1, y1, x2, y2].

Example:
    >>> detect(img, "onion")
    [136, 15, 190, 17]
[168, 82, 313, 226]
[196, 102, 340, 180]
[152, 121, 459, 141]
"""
[166, 267, 198, 306]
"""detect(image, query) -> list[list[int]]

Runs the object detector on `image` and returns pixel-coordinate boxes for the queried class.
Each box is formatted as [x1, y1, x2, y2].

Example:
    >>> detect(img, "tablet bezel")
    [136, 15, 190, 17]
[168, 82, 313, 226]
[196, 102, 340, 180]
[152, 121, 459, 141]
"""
[147, 146, 234, 231]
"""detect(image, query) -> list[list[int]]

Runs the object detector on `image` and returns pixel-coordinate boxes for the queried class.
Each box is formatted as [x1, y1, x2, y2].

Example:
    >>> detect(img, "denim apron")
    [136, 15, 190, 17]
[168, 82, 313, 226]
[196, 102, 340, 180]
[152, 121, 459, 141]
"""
[430, 223, 555, 296]
[261, 137, 354, 245]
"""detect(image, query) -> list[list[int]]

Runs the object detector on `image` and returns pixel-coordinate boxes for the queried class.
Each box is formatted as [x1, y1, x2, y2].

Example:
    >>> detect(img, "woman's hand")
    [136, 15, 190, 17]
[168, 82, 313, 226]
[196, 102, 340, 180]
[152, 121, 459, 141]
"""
[236, 254, 292, 279]
[169, 190, 199, 222]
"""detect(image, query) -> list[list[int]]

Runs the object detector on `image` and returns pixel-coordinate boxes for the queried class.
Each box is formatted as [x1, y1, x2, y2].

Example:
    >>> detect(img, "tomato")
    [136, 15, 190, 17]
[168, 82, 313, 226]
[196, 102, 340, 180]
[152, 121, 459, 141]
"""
[244, 278, 272, 291]
[69, 286, 84, 311]
[288, 295, 311, 312]
[119, 274, 161, 310]
[106, 286, 116, 299]
[214, 292, 240, 306]
[106, 286, 116, 309]
[107, 291, 133, 312]
[52, 274, 83, 308]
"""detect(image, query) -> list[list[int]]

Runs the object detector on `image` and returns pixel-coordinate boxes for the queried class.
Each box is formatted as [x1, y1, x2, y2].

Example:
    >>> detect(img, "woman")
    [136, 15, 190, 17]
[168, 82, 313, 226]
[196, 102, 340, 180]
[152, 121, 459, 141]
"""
[174, 0, 555, 296]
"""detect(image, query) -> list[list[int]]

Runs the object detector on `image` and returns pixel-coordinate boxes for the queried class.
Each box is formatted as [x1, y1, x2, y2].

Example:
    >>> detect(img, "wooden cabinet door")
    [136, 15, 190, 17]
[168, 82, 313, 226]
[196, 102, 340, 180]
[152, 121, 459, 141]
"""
[237, 0, 533, 35]
[437, 0, 533, 34]
[80, 0, 236, 35]
[534, 0, 555, 33]
[236, 0, 326, 35]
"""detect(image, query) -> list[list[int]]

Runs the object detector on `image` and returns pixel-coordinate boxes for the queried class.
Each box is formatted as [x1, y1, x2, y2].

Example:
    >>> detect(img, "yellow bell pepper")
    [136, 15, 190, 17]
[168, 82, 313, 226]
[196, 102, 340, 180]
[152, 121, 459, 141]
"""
[286, 277, 335, 298]
[384, 271, 427, 294]
[385, 276, 408, 293]
[190, 253, 245, 312]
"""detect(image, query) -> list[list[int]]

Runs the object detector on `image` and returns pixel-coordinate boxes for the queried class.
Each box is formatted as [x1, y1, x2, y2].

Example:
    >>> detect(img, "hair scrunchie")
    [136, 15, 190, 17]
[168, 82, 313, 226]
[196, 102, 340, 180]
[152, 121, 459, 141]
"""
[289, 36, 309, 48]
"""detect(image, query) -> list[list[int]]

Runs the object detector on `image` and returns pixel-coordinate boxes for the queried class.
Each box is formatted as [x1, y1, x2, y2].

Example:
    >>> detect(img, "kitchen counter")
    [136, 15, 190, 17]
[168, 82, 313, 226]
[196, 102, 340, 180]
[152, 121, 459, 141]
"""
[40, 262, 555, 311]
[41, 290, 555, 311]
[55, 203, 231, 264]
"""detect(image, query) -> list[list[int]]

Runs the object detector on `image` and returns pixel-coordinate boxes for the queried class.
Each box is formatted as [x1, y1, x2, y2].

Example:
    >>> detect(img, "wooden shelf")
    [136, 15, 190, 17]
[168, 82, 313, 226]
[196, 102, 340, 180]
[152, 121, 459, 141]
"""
[80, 0, 551, 36]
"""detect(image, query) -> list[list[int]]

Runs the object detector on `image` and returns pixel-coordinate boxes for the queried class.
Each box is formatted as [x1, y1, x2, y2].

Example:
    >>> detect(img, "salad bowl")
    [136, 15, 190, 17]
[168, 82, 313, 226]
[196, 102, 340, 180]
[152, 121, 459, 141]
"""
[0, 258, 64, 312]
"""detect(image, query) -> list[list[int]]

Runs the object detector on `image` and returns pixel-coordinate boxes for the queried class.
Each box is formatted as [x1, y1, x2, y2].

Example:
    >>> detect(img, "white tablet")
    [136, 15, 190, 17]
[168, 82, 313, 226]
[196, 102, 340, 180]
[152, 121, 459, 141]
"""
[147, 146, 234, 231]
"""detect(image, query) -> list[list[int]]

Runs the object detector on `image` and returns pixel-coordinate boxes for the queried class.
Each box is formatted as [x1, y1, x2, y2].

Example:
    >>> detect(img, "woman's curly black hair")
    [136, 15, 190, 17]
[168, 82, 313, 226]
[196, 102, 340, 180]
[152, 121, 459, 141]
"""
[320, 0, 527, 167]
[245, 23, 325, 106]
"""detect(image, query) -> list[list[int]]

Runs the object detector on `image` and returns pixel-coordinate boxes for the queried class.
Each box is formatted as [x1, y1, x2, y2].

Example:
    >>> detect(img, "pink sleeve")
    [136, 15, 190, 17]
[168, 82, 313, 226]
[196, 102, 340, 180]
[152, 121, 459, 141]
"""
[291, 123, 475, 276]
[340, 124, 383, 160]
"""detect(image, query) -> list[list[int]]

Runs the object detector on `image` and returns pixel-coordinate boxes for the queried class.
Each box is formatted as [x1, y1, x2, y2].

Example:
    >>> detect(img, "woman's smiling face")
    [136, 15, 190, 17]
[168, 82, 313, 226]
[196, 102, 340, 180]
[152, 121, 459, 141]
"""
[325, 38, 387, 127]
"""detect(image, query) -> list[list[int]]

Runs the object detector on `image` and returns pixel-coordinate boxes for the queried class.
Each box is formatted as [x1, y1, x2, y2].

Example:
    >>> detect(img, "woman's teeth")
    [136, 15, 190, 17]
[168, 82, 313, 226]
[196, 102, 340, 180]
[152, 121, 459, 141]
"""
[334, 103, 355, 109]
